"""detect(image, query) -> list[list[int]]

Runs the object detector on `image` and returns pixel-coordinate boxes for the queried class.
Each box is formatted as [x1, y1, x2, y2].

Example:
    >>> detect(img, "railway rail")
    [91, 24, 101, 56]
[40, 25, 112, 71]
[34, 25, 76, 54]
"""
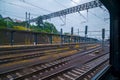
[43, 53, 109, 80]
[0, 43, 99, 64]
[0, 46, 108, 80]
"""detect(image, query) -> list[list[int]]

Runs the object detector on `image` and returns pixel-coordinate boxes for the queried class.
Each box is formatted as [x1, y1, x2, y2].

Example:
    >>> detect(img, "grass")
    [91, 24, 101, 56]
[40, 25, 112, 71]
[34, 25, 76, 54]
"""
[13, 26, 30, 31]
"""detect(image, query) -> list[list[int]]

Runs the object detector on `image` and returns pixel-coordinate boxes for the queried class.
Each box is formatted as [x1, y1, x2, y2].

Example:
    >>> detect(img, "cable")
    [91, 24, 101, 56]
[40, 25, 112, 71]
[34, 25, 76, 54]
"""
[78, 11, 87, 21]
[0, 0, 50, 14]
[0, 9, 39, 17]
[19, 0, 52, 13]
[59, 15, 66, 26]
[70, 0, 109, 22]
[0, 0, 27, 10]
[0, 10, 24, 19]
[0, 9, 41, 20]
[70, 0, 88, 21]
[53, 0, 87, 27]
[74, 30, 110, 33]
[88, 10, 103, 20]
[54, 0, 67, 8]
[70, 0, 80, 5]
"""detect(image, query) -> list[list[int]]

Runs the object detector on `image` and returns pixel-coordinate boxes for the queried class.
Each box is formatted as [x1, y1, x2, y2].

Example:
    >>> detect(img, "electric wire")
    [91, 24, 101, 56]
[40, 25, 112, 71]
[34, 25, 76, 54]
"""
[0, 10, 24, 19]
[0, 0, 27, 10]
[19, 0, 52, 13]
[54, 0, 67, 8]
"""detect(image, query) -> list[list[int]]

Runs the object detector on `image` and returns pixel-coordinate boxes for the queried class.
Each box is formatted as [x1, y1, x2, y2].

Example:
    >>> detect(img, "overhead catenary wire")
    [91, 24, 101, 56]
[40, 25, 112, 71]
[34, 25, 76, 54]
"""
[73, 28, 109, 32]
[88, 10, 103, 21]
[70, 0, 109, 22]
[70, 0, 80, 4]
[70, 0, 110, 39]
[69, 0, 109, 39]
[0, 10, 24, 19]
[0, 9, 40, 20]
[53, 0, 86, 27]
[0, 0, 27, 10]
[54, 0, 67, 8]
[19, 0, 52, 13]
[70, 0, 87, 21]
[0, 0, 51, 15]
[0, 0, 44, 18]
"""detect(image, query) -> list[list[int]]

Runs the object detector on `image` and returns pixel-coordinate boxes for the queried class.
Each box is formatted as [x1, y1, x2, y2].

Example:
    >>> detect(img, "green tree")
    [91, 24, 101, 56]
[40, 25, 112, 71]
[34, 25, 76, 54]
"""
[0, 19, 7, 29]
[43, 22, 58, 33]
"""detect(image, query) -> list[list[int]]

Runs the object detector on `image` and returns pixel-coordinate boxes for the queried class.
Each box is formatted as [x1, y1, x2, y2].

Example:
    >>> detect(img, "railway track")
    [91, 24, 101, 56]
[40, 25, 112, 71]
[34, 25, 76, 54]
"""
[0, 43, 98, 55]
[0, 43, 99, 64]
[44, 53, 109, 80]
[0, 46, 107, 80]
[29, 52, 109, 80]
[0, 47, 71, 64]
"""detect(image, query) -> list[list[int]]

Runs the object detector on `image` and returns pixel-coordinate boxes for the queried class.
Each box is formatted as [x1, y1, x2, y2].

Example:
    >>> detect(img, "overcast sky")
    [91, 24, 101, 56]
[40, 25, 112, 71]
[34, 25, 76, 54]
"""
[0, 0, 110, 39]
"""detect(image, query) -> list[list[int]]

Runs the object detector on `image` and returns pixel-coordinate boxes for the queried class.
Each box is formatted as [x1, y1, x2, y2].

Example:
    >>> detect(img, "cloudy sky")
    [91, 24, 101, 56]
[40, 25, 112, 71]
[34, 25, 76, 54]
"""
[0, 0, 110, 39]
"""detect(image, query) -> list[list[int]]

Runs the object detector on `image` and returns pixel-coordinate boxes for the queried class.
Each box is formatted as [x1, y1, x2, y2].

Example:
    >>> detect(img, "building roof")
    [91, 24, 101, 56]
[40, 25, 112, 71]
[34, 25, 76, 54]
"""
[3, 17, 13, 22]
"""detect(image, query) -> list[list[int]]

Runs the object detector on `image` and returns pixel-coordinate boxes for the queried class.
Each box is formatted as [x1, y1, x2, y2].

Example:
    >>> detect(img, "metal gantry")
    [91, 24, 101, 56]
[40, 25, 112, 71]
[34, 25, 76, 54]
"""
[30, 0, 102, 23]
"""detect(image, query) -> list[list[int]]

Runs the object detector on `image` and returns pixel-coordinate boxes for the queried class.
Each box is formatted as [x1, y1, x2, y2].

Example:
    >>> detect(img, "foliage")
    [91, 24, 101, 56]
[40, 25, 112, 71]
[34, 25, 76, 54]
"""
[13, 26, 29, 31]
[14, 22, 26, 26]
[0, 19, 7, 29]
[0, 19, 14, 29]
[0, 18, 58, 34]
[43, 22, 58, 33]
[30, 21, 58, 33]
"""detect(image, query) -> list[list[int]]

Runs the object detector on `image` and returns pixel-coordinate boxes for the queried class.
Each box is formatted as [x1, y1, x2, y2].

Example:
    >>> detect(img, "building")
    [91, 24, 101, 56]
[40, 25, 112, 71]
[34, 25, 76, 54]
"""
[3, 17, 13, 22]
[13, 19, 22, 23]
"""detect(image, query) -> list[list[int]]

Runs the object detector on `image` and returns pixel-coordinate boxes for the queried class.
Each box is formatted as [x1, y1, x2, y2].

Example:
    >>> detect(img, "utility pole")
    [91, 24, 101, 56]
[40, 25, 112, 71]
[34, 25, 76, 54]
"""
[71, 27, 73, 43]
[25, 12, 30, 31]
[71, 27, 73, 35]
[85, 25, 88, 38]
[25, 12, 28, 29]
[102, 28, 105, 51]
[60, 28, 63, 45]
[84, 25, 88, 50]
[78, 29, 80, 35]
[28, 12, 30, 31]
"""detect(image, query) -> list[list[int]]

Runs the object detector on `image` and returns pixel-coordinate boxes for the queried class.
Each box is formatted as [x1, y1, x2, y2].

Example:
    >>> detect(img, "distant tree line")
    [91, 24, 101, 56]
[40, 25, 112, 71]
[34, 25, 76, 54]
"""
[0, 18, 58, 34]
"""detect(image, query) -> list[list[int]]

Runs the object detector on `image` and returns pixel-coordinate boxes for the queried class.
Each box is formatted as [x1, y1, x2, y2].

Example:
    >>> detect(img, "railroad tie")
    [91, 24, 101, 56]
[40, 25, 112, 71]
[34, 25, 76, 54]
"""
[39, 72, 43, 75]
[58, 65, 62, 67]
[55, 66, 58, 69]
[36, 66, 42, 70]
[63, 74, 75, 80]
[32, 75, 37, 78]
[41, 65, 47, 68]
[24, 78, 29, 80]
[57, 76, 65, 80]
[90, 72, 94, 76]
[67, 71, 78, 77]
[6, 75, 13, 80]
[16, 72, 22, 77]
[50, 68, 54, 71]
[84, 78, 88, 80]
[75, 68, 86, 73]
[45, 63, 51, 67]
[31, 68, 37, 72]
[71, 70, 82, 75]
[87, 75, 91, 78]
[45, 70, 49, 72]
